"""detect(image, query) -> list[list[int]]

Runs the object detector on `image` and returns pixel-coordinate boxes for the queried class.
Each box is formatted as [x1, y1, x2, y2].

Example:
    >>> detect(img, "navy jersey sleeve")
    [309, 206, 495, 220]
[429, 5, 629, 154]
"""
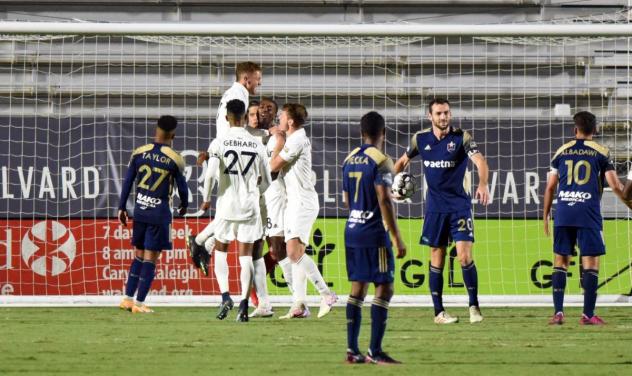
[174, 164, 189, 209]
[463, 131, 480, 157]
[342, 164, 350, 193]
[405, 133, 420, 159]
[600, 152, 615, 172]
[118, 154, 138, 210]
[374, 158, 394, 187]
[550, 154, 560, 171]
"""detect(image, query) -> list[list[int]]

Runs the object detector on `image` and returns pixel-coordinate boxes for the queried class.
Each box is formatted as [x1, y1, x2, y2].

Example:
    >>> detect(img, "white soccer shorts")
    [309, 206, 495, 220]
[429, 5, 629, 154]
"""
[284, 203, 318, 245]
[265, 193, 286, 238]
[213, 217, 263, 244]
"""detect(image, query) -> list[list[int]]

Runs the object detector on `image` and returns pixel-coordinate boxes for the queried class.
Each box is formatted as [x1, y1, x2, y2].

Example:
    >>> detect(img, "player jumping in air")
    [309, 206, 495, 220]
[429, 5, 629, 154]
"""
[201, 99, 271, 322]
[270, 103, 338, 319]
[342, 111, 406, 364]
[118, 115, 188, 313]
[394, 98, 490, 324]
[543, 111, 632, 325]
[188, 62, 262, 277]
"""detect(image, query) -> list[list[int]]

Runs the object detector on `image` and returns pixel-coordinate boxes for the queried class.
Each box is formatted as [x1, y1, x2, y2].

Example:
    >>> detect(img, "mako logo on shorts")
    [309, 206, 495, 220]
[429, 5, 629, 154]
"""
[423, 160, 456, 168]
[558, 190, 592, 206]
[136, 192, 162, 209]
[21, 220, 76, 277]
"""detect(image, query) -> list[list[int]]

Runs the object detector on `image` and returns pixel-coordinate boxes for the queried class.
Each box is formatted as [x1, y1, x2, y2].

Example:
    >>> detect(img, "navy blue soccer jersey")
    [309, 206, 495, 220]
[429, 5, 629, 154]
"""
[551, 139, 614, 229]
[406, 127, 479, 213]
[118, 143, 189, 225]
[343, 144, 394, 248]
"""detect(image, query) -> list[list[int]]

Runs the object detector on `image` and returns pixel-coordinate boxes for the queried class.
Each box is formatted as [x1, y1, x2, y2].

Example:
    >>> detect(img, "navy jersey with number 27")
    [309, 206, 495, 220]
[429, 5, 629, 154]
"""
[118, 143, 189, 225]
[343, 144, 394, 248]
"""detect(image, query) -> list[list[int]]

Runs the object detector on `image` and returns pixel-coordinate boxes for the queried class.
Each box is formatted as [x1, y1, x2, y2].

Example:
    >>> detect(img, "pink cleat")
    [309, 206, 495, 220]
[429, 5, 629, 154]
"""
[579, 314, 605, 325]
[548, 312, 565, 325]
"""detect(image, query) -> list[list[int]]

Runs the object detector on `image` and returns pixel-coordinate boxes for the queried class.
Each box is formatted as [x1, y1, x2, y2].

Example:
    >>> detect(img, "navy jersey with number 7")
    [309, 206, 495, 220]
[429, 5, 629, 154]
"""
[342, 145, 394, 248]
[118, 143, 189, 225]
[551, 139, 614, 230]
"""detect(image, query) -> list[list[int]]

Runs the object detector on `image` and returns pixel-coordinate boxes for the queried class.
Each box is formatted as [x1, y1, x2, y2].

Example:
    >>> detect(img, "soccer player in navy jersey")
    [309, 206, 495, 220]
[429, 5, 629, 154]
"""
[343, 111, 406, 364]
[117, 115, 189, 313]
[543, 111, 632, 325]
[394, 98, 489, 324]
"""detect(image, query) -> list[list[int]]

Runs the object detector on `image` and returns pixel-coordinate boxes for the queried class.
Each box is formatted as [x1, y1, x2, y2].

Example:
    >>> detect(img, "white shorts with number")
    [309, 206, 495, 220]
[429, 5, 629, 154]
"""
[265, 193, 286, 238]
[284, 202, 318, 245]
[213, 217, 263, 244]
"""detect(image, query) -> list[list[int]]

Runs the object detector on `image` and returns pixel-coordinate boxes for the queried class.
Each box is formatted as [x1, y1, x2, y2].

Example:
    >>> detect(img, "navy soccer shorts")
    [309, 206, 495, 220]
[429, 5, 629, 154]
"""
[132, 221, 172, 251]
[554, 226, 605, 257]
[345, 246, 395, 284]
[420, 210, 475, 247]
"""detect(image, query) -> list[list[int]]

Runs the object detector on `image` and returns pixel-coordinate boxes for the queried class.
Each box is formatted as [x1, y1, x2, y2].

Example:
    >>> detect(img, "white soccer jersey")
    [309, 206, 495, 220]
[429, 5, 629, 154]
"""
[278, 128, 319, 209]
[215, 82, 249, 138]
[207, 127, 271, 221]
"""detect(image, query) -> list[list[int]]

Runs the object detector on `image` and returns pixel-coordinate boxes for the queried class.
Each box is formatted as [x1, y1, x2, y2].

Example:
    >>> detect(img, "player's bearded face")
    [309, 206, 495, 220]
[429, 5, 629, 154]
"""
[429, 105, 451, 131]
[245, 71, 262, 95]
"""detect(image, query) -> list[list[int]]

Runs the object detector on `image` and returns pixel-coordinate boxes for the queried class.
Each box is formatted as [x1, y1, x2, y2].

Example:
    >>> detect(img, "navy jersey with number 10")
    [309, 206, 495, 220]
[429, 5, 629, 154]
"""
[551, 139, 614, 229]
[342, 145, 394, 248]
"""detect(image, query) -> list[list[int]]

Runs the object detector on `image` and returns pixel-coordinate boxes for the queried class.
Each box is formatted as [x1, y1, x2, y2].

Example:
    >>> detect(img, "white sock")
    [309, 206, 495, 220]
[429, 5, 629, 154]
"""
[213, 250, 229, 293]
[292, 262, 307, 303]
[239, 256, 254, 302]
[196, 221, 216, 246]
[253, 258, 269, 307]
[296, 254, 330, 296]
[278, 257, 294, 294]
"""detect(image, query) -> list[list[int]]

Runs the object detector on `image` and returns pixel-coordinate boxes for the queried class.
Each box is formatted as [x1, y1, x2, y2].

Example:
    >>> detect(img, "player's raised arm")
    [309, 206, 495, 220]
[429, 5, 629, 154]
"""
[201, 141, 220, 212]
[269, 131, 288, 173]
[543, 169, 559, 237]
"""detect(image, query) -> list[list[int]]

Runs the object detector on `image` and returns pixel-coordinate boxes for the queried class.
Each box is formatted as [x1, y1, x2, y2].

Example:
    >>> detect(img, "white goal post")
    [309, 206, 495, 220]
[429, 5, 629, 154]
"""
[0, 21, 631, 307]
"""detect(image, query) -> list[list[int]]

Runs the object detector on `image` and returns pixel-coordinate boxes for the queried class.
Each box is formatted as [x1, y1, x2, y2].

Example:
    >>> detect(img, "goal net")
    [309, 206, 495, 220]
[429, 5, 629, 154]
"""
[1, 21, 631, 306]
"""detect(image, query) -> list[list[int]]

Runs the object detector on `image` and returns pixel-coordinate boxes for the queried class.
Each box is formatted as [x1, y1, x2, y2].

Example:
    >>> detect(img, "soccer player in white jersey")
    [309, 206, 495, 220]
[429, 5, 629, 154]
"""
[188, 62, 262, 273]
[201, 99, 271, 322]
[269, 103, 338, 319]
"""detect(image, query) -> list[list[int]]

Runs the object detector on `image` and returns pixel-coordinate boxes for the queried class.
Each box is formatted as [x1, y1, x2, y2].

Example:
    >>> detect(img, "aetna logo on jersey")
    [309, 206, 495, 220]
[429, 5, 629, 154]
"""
[558, 190, 592, 206]
[423, 160, 456, 168]
[136, 192, 162, 208]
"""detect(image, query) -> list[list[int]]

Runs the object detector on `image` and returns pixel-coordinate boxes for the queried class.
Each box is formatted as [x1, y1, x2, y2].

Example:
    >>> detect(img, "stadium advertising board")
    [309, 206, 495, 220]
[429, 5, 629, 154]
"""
[1, 218, 630, 296]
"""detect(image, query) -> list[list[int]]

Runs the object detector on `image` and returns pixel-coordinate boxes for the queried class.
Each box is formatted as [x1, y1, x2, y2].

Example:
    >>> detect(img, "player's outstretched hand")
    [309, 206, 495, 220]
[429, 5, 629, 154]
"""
[118, 210, 128, 227]
[476, 184, 490, 206]
[200, 201, 211, 213]
[196, 151, 209, 166]
[394, 236, 406, 259]
[177, 206, 187, 216]
[543, 216, 550, 237]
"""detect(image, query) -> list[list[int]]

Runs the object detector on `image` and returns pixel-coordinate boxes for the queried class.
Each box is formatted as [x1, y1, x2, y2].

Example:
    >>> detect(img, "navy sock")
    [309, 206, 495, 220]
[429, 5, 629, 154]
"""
[461, 261, 479, 307]
[551, 267, 567, 314]
[369, 298, 389, 355]
[346, 296, 363, 353]
[135, 261, 156, 303]
[429, 265, 445, 316]
[221, 292, 231, 302]
[582, 269, 599, 318]
[124, 256, 143, 298]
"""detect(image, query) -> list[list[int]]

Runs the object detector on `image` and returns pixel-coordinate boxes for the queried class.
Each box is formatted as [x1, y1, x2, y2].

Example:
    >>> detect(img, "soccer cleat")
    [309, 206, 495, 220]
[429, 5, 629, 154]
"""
[317, 292, 338, 318]
[187, 235, 210, 276]
[119, 297, 134, 311]
[236, 299, 249, 322]
[249, 305, 274, 318]
[216, 298, 234, 320]
[548, 312, 565, 325]
[346, 350, 368, 364]
[279, 302, 310, 319]
[366, 350, 402, 365]
[579, 314, 605, 325]
[469, 306, 483, 323]
[131, 303, 154, 314]
[434, 311, 459, 324]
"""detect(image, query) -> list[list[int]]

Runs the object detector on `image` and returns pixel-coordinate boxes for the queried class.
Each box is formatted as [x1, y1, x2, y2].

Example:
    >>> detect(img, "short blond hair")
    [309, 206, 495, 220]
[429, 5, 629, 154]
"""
[235, 61, 261, 81]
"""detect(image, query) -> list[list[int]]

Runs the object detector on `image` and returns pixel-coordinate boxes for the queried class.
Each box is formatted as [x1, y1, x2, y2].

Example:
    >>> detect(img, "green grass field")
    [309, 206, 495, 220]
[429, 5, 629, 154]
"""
[2, 307, 632, 375]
